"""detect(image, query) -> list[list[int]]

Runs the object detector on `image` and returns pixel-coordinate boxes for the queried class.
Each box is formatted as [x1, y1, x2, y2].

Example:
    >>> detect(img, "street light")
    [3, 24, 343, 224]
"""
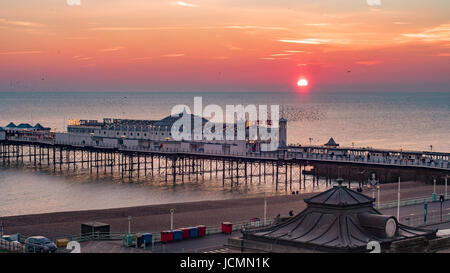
[264, 197, 267, 226]
[170, 208, 175, 231]
[446, 175, 448, 200]
[397, 177, 401, 220]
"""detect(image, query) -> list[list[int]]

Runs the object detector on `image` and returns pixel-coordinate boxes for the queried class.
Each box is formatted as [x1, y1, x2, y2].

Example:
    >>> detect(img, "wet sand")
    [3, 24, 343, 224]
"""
[0, 181, 446, 239]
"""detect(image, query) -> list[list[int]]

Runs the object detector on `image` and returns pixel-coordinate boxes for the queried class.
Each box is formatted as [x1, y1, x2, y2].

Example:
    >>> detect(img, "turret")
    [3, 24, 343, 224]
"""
[279, 117, 287, 147]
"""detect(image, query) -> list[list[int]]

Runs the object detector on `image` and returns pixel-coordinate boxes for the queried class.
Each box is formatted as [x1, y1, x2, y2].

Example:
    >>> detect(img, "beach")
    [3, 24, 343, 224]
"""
[1, 181, 445, 239]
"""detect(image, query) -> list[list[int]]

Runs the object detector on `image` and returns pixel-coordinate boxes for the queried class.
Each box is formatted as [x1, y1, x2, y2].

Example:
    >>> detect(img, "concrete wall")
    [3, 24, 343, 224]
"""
[123, 139, 139, 148]
[310, 162, 449, 184]
[102, 138, 119, 147]
[55, 133, 94, 146]
[204, 143, 223, 153]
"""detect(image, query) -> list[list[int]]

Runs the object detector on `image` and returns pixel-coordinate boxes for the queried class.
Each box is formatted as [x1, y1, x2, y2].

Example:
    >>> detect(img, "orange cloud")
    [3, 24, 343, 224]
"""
[279, 39, 330, 45]
[101, 46, 125, 52]
[355, 60, 382, 66]
[0, 50, 42, 55]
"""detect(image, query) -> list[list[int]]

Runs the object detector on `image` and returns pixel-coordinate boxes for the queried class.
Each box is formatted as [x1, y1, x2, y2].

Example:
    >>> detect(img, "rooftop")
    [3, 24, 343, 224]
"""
[243, 182, 436, 252]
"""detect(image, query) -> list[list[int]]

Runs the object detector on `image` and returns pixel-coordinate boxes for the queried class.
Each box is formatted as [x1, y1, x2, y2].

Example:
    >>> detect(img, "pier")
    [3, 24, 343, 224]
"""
[1, 138, 449, 192]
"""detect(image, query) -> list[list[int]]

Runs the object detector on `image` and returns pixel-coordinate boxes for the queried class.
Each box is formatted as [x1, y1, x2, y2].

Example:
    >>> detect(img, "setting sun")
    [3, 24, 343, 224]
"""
[297, 79, 308, 87]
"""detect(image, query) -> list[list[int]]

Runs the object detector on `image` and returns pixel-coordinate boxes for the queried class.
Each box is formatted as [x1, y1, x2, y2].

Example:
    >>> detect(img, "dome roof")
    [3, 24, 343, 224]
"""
[304, 184, 374, 207]
[243, 184, 437, 252]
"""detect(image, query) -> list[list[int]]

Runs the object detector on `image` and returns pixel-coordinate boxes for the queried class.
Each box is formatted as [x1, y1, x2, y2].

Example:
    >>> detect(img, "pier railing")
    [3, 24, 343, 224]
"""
[21, 217, 277, 251]
[5, 137, 449, 170]
[376, 194, 450, 210]
[399, 209, 450, 228]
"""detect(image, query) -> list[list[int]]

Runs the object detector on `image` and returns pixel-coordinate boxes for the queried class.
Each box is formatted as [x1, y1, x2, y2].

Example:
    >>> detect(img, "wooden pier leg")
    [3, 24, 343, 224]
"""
[195, 158, 199, 182]
[230, 161, 234, 187]
[151, 154, 154, 177]
[245, 161, 248, 185]
[303, 166, 306, 189]
[264, 162, 266, 184]
[121, 153, 124, 178]
[165, 156, 168, 182]
[157, 156, 160, 174]
[285, 163, 288, 191]
[111, 152, 114, 174]
[299, 164, 302, 189]
[144, 155, 147, 177]
[172, 157, 176, 185]
[202, 159, 205, 183]
[33, 145, 36, 167]
[52, 146, 56, 173]
[209, 159, 212, 180]
[46, 147, 49, 166]
[290, 163, 293, 190]
[259, 162, 261, 184]
[222, 159, 225, 187]
[272, 162, 275, 184]
[137, 154, 140, 179]
[181, 157, 184, 184]
[215, 159, 218, 178]
[250, 162, 253, 184]
[276, 162, 279, 191]
[59, 147, 63, 172]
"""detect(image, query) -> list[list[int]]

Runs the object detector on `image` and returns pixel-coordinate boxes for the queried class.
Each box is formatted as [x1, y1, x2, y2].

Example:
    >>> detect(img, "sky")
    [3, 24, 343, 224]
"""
[0, 0, 449, 92]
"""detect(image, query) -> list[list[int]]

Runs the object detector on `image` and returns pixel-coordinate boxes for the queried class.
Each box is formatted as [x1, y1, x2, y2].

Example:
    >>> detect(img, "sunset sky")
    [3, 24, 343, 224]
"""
[1, 0, 449, 92]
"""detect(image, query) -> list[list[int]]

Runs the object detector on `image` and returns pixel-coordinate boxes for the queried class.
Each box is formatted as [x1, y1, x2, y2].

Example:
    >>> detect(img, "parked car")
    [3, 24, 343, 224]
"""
[25, 236, 57, 253]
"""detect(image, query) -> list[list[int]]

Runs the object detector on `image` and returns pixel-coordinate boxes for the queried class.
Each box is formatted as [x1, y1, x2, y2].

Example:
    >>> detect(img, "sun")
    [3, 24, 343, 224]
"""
[297, 78, 308, 87]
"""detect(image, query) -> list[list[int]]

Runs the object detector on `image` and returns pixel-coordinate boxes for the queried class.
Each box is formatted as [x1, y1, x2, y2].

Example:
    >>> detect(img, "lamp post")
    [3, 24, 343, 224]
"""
[170, 208, 175, 231]
[445, 176, 448, 200]
[433, 178, 437, 202]
[128, 216, 132, 234]
[397, 177, 401, 220]
[377, 185, 380, 209]
[264, 197, 267, 226]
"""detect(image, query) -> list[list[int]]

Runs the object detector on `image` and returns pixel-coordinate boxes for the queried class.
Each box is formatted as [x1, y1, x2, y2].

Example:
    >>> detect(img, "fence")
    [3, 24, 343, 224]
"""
[43, 217, 276, 248]
[376, 194, 449, 210]
[399, 209, 450, 227]
[0, 238, 24, 253]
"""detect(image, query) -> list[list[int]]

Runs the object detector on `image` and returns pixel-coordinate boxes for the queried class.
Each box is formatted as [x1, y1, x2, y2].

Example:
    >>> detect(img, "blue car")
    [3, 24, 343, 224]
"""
[25, 236, 57, 253]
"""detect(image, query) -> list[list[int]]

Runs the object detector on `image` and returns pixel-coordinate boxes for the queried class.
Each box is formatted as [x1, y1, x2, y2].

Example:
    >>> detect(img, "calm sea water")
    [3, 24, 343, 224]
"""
[0, 91, 448, 216]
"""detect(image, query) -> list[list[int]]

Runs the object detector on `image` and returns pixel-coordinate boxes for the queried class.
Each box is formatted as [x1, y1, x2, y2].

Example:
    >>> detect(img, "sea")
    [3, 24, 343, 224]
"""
[0, 91, 448, 216]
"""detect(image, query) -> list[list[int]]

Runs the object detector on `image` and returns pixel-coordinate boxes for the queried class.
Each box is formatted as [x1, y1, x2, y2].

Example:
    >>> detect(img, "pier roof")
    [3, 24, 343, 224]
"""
[17, 123, 33, 129]
[324, 137, 339, 147]
[5, 122, 16, 128]
[243, 182, 436, 252]
[154, 113, 209, 128]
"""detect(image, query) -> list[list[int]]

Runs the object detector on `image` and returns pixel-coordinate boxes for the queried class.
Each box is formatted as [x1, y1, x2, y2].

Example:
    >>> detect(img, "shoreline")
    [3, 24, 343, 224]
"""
[1, 180, 446, 240]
